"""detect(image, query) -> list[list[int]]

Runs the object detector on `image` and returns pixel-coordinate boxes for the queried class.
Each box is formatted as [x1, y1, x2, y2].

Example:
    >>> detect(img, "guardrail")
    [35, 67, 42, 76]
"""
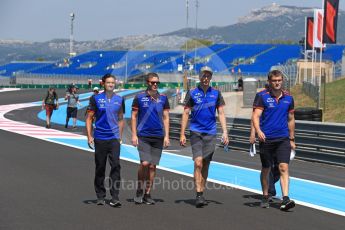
[169, 113, 345, 167]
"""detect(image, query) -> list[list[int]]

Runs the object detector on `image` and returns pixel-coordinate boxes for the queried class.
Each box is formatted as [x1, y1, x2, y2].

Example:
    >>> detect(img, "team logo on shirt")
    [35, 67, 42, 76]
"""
[193, 93, 203, 104]
[143, 102, 149, 107]
[267, 98, 275, 103]
[268, 103, 275, 108]
[98, 98, 106, 108]
[141, 97, 149, 102]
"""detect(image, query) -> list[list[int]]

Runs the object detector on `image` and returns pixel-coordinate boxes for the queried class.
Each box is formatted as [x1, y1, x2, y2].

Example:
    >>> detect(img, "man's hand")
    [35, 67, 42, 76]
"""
[221, 132, 229, 146]
[249, 133, 256, 144]
[180, 134, 186, 147]
[290, 141, 296, 150]
[163, 136, 170, 148]
[87, 136, 94, 149]
[257, 130, 266, 142]
[132, 135, 138, 147]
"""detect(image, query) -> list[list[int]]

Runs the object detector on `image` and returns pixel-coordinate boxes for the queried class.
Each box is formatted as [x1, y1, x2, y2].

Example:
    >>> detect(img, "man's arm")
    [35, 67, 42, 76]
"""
[131, 110, 138, 146]
[86, 111, 95, 146]
[252, 108, 265, 142]
[288, 112, 296, 150]
[118, 110, 124, 142]
[180, 107, 190, 146]
[249, 119, 256, 144]
[217, 106, 229, 145]
[180, 91, 193, 146]
[163, 109, 170, 148]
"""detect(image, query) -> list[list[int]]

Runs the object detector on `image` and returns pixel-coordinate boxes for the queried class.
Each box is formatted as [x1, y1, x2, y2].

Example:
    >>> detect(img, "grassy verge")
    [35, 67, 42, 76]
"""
[290, 78, 345, 123]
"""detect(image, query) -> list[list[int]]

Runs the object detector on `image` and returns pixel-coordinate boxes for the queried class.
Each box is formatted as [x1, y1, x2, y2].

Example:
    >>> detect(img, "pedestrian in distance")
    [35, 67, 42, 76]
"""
[42, 87, 59, 129]
[65, 85, 81, 129]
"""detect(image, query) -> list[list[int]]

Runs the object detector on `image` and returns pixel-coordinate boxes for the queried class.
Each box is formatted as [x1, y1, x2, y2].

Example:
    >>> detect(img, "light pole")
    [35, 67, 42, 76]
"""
[70, 13, 75, 57]
[194, 0, 199, 74]
[183, 0, 189, 70]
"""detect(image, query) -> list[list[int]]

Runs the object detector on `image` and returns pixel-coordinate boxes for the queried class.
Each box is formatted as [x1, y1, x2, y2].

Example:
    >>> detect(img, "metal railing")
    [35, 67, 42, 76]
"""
[169, 113, 345, 167]
[302, 81, 319, 102]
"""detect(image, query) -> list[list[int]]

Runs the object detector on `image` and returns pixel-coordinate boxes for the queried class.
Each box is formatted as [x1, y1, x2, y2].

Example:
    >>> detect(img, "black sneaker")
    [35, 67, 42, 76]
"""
[109, 198, 122, 207]
[195, 195, 206, 208]
[45, 124, 49, 129]
[280, 197, 295, 211]
[72, 126, 77, 129]
[65, 124, 68, 128]
[96, 198, 105, 205]
[260, 196, 270, 208]
[268, 194, 274, 203]
[143, 194, 155, 205]
[134, 190, 143, 204]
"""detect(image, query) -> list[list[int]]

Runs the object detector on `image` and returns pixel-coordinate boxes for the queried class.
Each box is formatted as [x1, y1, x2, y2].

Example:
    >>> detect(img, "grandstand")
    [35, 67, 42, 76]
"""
[1, 44, 344, 85]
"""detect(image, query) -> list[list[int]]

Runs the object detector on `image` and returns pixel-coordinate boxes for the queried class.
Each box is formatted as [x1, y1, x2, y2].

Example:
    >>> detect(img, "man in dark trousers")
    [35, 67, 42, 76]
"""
[86, 73, 125, 207]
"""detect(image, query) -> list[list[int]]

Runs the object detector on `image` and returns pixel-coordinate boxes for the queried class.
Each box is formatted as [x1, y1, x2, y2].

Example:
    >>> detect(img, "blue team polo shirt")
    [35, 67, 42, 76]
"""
[253, 90, 294, 139]
[88, 92, 125, 140]
[132, 91, 170, 137]
[184, 86, 225, 135]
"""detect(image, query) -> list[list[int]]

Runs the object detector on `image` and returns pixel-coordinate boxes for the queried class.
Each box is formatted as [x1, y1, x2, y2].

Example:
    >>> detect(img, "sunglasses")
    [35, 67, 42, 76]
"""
[201, 74, 212, 79]
[149, 81, 160, 85]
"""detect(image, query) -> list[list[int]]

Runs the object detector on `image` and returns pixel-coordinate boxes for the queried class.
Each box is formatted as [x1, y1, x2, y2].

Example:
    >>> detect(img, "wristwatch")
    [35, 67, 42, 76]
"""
[289, 137, 295, 142]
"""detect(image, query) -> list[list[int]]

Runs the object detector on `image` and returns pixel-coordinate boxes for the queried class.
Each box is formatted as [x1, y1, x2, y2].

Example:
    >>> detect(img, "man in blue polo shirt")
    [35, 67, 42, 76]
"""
[131, 72, 170, 205]
[250, 84, 280, 199]
[86, 73, 125, 207]
[252, 70, 296, 211]
[180, 66, 229, 208]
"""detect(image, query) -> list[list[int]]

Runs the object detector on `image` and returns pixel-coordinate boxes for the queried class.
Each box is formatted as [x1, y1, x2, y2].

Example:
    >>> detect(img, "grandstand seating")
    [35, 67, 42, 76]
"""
[0, 62, 51, 77]
[2, 44, 345, 80]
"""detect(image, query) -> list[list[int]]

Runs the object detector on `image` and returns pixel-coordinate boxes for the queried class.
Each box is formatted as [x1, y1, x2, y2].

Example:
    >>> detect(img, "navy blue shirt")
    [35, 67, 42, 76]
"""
[88, 92, 125, 140]
[132, 91, 170, 137]
[184, 86, 225, 135]
[253, 90, 294, 139]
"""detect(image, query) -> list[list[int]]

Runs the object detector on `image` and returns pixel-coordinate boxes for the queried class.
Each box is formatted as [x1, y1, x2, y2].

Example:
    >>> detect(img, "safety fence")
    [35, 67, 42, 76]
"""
[169, 113, 345, 167]
[302, 81, 319, 102]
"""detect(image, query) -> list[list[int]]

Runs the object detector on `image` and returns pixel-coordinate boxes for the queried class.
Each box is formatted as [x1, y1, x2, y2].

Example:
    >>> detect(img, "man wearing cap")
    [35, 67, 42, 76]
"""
[93, 87, 100, 95]
[65, 85, 81, 129]
[180, 66, 229, 208]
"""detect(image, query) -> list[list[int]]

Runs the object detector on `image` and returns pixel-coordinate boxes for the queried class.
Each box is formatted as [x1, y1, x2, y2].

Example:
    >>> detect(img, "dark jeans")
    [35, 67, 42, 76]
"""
[94, 139, 121, 199]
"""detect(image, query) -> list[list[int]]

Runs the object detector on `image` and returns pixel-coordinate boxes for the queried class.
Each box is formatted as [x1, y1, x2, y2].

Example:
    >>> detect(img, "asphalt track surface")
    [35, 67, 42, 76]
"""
[0, 89, 344, 229]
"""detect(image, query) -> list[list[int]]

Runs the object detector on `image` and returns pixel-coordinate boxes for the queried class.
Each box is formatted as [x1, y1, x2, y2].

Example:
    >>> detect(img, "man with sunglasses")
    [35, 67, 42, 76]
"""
[180, 66, 229, 208]
[252, 70, 296, 211]
[131, 72, 170, 205]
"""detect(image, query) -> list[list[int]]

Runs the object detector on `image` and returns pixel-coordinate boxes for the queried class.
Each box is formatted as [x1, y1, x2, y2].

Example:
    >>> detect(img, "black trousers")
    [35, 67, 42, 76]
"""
[94, 139, 121, 199]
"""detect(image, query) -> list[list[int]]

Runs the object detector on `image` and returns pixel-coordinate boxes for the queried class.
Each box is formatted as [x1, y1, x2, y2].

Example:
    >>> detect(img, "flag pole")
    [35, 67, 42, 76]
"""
[304, 17, 307, 85]
[318, 1, 324, 111]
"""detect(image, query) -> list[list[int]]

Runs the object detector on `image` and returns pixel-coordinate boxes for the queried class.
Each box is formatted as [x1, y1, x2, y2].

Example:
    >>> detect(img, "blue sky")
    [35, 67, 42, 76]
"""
[0, 0, 343, 42]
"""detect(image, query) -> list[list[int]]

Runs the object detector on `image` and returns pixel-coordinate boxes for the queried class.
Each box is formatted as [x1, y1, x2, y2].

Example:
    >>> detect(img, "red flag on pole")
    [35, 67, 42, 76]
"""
[306, 17, 314, 50]
[323, 0, 339, 44]
[313, 9, 325, 48]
